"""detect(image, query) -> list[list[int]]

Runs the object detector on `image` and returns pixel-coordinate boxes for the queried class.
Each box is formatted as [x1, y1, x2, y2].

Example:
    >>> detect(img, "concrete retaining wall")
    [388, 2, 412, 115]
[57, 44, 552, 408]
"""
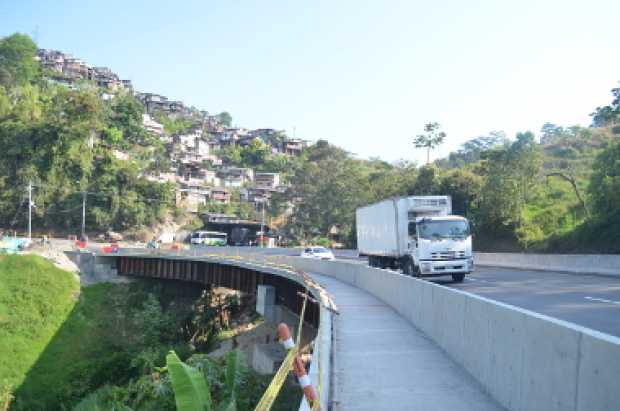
[278, 257, 620, 411]
[475, 252, 620, 277]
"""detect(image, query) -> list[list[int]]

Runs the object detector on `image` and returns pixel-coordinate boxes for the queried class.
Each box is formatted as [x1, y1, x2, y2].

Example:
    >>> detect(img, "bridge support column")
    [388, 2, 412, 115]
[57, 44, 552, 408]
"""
[256, 284, 276, 322]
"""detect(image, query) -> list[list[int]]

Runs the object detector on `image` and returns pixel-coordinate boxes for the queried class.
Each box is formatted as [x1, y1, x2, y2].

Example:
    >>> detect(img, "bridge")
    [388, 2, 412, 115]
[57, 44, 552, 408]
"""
[71, 247, 620, 411]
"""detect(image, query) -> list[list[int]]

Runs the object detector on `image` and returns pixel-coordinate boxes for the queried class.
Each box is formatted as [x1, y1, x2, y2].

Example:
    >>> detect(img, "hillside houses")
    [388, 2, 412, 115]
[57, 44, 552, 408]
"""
[255, 172, 280, 188]
[160, 124, 295, 212]
[37, 47, 306, 216]
[218, 167, 254, 188]
[37, 49, 133, 91]
[136, 92, 192, 117]
[142, 114, 165, 137]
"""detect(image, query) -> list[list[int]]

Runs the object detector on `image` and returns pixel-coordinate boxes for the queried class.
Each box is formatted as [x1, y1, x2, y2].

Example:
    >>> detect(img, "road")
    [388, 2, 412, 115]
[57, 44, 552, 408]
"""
[81, 242, 620, 337]
[440, 266, 620, 338]
[329, 252, 620, 337]
[247, 248, 620, 337]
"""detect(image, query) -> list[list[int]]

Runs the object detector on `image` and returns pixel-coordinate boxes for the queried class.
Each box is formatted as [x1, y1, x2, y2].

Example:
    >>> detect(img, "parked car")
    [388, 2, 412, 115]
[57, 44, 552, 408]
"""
[300, 246, 335, 260]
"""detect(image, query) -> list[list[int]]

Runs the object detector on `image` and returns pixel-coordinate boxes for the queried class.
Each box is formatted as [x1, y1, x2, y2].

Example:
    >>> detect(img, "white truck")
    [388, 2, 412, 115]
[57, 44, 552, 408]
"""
[356, 195, 473, 282]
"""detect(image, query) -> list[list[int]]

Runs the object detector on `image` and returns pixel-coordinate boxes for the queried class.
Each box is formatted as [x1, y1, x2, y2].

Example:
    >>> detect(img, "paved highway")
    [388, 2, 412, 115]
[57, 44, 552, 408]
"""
[86, 243, 620, 337]
[441, 266, 620, 337]
[248, 248, 620, 337]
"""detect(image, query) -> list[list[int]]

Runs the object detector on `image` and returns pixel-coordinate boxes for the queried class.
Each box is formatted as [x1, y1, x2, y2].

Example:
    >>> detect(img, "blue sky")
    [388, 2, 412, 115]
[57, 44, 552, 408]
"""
[2, 0, 619, 163]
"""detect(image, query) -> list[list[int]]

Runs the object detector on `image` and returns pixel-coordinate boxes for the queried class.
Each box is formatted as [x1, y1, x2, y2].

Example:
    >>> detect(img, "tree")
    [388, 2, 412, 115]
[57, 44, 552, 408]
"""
[0, 33, 39, 87]
[589, 139, 620, 221]
[476, 131, 543, 245]
[108, 92, 152, 146]
[366, 159, 417, 201]
[285, 141, 371, 245]
[540, 122, 564, 144]
[410, 165, 439, 195]
[438, 131, 507, 168]
[217, 111, 232, 127]
[590, 83, 620, 127]
[239, 138, 270, 167]
[413, 122, 446, 164]
[439, 169, 482, 216]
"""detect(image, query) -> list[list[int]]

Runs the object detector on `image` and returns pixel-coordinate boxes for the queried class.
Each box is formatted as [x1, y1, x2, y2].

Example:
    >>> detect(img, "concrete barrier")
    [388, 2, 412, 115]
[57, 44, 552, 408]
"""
[275, 256, 620, 411]
[475, 252, 620, 277]
[199, 246, 620, 277]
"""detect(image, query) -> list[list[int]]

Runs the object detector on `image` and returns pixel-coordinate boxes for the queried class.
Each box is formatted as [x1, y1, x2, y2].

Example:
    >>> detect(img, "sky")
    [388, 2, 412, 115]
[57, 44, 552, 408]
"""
[2, 0, 620, 163]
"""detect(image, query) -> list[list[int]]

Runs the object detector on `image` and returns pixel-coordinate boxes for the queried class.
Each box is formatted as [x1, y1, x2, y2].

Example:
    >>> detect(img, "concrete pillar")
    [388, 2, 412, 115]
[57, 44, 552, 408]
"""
[256, 284, 276, 322]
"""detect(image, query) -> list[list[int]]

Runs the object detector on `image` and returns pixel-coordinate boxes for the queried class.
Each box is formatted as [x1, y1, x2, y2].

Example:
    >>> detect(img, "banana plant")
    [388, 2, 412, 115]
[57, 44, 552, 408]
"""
[217, 350, 246, 411]
[72, 351, 244, 411]
[166, 351, 213, 411]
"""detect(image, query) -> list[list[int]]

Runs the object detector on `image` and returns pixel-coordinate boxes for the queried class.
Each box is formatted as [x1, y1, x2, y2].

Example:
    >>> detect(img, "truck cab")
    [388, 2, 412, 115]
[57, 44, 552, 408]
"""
[407, 216, 473, 281]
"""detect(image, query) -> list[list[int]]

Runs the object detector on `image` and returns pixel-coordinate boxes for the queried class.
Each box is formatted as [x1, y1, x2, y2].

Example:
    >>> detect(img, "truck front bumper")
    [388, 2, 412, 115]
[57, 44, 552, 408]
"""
[419, 258, 473, 276]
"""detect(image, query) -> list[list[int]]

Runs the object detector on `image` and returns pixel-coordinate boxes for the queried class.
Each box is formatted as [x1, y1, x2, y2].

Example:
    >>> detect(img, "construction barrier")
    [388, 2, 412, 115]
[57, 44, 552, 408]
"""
[277, 323, 322, 411]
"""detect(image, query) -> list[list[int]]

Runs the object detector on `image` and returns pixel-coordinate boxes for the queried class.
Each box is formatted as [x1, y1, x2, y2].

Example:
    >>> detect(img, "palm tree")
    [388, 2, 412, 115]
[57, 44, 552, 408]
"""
[413, 122, 446, 164]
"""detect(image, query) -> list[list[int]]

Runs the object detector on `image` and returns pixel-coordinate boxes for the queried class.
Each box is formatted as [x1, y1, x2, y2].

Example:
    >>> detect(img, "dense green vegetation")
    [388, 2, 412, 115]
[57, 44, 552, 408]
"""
[276, 110, 619, 252]
[0, 255, 79, 405]
[73, 350, 299, 411]
[1, 32, 618, 251]
[0, 34, 174, 235]
[7, 274, 201, 409]
[0, 255, 299, 410]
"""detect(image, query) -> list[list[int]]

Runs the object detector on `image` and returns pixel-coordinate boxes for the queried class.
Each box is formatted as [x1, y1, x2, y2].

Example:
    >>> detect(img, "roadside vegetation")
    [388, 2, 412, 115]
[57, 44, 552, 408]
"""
[0, 254, 299, 410]
[0, 34, 174, 236]
[0, 255, 79, 408]
[0, 32, 618, 252]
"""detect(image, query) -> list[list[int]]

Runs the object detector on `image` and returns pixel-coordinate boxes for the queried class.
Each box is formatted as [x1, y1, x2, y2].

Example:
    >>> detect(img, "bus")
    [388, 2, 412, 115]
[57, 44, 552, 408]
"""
[190, 231, 228, 246]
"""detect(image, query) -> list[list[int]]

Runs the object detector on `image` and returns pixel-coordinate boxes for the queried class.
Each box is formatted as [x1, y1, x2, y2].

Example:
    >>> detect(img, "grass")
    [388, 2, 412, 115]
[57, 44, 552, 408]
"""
[10, 279, 193, 410]
[0, 255, 302, 410]
[0, 254, 79, 406]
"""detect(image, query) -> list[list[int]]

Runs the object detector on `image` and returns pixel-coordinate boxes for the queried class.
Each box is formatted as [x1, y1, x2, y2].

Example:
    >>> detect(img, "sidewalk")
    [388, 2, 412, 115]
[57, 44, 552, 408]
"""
[311, 273, 504, 411]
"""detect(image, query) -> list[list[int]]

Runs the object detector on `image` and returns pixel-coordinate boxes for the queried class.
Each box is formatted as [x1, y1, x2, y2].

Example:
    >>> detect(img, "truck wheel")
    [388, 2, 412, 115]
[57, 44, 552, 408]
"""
[403, 259, 414, 276]
[452, 273, 465, 282]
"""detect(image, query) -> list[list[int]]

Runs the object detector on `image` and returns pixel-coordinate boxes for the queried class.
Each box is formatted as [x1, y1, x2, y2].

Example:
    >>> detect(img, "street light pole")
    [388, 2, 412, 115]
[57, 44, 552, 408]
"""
[28, 181, 32, 239]
[81, 190, 87, 237]
[260, 199, 265, 248]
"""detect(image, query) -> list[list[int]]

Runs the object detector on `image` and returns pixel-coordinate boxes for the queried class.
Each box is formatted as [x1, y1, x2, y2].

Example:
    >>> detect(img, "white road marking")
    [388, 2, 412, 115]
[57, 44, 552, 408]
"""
[465, 277, 492, 284]
[584, 296, 620, 306]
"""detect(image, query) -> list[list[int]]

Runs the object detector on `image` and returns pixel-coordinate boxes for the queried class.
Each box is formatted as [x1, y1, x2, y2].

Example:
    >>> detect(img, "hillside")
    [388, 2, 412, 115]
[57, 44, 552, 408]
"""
[0, 254, 300, 410]
[0, 32, 619, 252]
[0, 255, 79, 407]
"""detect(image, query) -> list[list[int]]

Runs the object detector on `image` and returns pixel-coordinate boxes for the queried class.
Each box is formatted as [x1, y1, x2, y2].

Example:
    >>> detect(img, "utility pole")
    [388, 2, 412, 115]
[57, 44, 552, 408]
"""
[81, 190, 87, 237]
[27, 181, 32, 240]
[260, 199, 266, 248]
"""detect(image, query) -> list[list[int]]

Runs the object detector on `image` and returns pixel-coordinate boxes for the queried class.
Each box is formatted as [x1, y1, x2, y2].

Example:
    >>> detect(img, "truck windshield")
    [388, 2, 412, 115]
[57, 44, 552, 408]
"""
[418, 220, 470, 240]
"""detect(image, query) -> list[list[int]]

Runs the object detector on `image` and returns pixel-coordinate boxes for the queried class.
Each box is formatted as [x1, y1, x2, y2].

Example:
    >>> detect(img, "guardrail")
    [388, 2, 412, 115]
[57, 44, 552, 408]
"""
[78, 249, 333, 411]
[82, 246, 620, 409]
[475, 252, 620, 277]
[274, 257, 620, 411]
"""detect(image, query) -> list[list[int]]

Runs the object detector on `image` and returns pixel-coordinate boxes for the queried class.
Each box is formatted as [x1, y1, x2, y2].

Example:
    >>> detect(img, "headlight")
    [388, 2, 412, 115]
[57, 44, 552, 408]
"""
[421, 263, 432, 272]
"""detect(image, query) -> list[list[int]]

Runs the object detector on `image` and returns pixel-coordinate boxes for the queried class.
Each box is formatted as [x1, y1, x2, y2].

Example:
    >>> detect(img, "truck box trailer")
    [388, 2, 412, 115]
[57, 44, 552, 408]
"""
[356, 195, 473, 281]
